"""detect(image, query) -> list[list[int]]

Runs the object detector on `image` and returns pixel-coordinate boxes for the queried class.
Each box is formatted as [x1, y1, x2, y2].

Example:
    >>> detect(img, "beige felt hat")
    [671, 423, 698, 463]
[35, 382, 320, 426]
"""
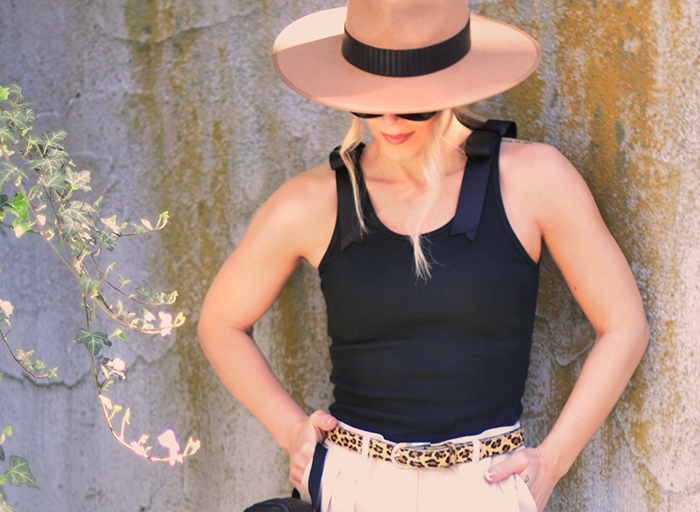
[272, 0, 541, 114]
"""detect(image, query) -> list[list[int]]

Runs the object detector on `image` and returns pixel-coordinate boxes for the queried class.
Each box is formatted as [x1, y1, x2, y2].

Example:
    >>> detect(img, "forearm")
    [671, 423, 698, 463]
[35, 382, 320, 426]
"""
[199, 323, 308, 453]
[538, 325, 649, 478]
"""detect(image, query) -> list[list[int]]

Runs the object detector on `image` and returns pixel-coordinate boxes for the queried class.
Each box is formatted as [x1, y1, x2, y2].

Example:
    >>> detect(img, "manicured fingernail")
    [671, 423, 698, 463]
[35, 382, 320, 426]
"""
[485, 470, 496, 481]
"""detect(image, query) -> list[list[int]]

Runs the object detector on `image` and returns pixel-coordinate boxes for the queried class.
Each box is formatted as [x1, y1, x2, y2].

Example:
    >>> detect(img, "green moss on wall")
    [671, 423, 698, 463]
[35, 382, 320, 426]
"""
[269, 264, 329, 413]
[124, 1, 235, 444]
[472, 1, 683, 509]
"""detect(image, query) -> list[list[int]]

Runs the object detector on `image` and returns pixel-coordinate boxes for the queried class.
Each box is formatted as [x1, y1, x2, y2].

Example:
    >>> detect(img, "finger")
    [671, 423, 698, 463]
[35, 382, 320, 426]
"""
[484, 452, 527, 483]
[309, 410, 337, 432]
[290, 453, 312, 489]
[289, 470, 302, 491]
[290, 442, 318, 490]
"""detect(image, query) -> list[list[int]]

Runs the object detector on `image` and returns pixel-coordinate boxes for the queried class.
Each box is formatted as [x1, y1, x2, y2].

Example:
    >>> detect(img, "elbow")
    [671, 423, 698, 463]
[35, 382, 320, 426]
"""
[197, 301, 253, 358]
[638, 316, 650, 353]
[627, 313, 650, 363]
[594, 311, 650, 362]
[197, 314, 207, 349]
[197, 310, 210, 354]
[197, 302, 217, 355]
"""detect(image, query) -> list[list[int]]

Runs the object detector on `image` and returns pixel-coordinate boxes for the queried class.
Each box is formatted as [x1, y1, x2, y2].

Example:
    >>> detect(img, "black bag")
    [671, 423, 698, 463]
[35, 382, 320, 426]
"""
[245, 444, 327, 512]
[244, 497, 315, 512]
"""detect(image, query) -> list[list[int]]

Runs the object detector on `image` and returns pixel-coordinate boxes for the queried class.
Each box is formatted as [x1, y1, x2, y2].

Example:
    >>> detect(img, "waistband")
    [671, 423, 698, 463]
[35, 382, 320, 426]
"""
[326, 422, 524, 469]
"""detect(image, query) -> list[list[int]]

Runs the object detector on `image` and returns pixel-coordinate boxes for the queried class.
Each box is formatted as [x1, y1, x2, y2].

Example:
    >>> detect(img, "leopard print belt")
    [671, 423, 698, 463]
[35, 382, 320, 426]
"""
[326, 425, 524, 469]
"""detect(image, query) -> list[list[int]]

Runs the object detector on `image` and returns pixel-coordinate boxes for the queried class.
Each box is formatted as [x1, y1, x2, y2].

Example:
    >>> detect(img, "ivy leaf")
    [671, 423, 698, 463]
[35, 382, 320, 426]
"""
[24, 134, 42, 153]
[0, 195, 9, 211]
[117, 274, 131, 288]
[38, 168, 67, 192]
[58, 201, 96, 239]
[7, 84, 24, 101]
[101, 215, 121, 234]
[65, 169, 91, 192]
[130, 223, 146, 235]
[0, 162, 28, 188]
[0, 485, 18, 512]
[0, 86, 8, 102]
[74, 329, 109, 357]
[0, 300, 13, 318]
[2, 109, 31, 131]
[155, 211, 169, 229]
[12, 222, 29, 239]
[29, 150, 69, 177]
[5, 456, 41, 489]
[136, 286, 165, 303]
[14, 350, 33, 368]
[0, 500, 18, 512]
[9, 194, 28, 219]
[94, 231, 117, 251]
[46, 367, 57, 380]
[78, 276, 100, 298]
[39, 130, 66, 150]
[0, 126, 15, 143]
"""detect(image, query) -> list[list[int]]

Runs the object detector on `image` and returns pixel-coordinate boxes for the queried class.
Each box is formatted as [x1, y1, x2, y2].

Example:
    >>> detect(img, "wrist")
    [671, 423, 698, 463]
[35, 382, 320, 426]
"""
[537, 438, 573, 480]
[274, 411, 309, 454]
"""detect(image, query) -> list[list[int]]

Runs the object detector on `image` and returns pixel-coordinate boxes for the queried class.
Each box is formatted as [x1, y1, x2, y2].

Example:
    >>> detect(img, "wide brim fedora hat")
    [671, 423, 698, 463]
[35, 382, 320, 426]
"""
[272, 0, 541, 114]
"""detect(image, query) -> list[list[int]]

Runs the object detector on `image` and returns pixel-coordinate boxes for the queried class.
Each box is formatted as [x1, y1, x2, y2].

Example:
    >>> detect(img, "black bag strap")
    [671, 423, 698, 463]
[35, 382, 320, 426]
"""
[329, 144, 366, 251]
[308, 443, 327, 510]
[450, 119, 517, 241]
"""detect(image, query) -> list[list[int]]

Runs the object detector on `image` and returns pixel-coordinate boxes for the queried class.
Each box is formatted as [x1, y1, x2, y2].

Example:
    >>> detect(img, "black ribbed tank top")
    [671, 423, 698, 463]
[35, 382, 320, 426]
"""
[317, 122, 540, 443]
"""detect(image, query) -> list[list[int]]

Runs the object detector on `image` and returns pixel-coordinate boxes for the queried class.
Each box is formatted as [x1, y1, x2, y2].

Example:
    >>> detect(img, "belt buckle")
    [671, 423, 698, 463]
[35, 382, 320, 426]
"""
[390, 441, 428, 469]
[422, 441, 458, 468]
[390, 441, 458, 468]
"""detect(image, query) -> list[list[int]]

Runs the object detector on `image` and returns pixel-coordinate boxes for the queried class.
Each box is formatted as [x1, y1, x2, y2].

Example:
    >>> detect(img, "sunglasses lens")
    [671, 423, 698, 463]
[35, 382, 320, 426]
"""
[352, 112, 437, 121]
[398, 112, 438, 121]
[351, 112, 382, 119]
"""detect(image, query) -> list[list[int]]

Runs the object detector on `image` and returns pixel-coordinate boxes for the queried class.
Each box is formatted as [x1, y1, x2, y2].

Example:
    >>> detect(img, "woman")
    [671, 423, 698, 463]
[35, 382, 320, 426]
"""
[198, 1, 649, 510]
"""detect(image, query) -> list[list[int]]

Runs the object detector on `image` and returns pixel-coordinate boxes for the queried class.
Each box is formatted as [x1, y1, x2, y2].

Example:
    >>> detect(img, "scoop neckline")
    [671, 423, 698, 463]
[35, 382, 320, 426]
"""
[357, 149, 457, 240]
[365, 198, 455, 241]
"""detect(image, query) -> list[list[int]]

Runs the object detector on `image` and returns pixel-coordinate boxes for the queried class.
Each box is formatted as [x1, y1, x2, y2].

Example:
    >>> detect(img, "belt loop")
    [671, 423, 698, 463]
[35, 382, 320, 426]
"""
[472, 438, 481, 463]
[361, 433, 370, 460]
[445, 442, 457, 468]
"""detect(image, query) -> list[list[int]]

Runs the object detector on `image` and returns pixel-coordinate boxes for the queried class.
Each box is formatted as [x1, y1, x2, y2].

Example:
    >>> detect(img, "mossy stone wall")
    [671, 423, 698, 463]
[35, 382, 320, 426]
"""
[0, 0, 698, 510]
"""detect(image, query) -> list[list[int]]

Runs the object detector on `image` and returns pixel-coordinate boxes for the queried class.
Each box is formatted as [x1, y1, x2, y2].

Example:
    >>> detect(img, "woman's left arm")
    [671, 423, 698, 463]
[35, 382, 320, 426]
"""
[485, 143, 649, 511]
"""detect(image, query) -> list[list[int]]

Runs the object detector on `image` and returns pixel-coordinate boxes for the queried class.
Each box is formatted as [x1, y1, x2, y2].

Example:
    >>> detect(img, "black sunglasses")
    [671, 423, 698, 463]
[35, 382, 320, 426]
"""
[352, 112, 438, 122]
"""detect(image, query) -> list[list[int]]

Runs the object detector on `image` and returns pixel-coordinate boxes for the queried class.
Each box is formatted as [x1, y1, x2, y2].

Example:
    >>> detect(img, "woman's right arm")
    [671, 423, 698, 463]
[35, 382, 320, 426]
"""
[198, 165, 337, 488]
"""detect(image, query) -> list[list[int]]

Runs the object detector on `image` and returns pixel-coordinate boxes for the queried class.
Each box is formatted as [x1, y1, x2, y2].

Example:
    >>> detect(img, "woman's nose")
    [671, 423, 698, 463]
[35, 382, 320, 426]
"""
[381, 114, 400, 125]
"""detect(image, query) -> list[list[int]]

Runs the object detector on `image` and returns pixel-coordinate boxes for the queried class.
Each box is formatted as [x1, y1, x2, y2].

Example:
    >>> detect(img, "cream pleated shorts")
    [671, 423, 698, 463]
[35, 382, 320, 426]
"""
[301, 421, 537, 512]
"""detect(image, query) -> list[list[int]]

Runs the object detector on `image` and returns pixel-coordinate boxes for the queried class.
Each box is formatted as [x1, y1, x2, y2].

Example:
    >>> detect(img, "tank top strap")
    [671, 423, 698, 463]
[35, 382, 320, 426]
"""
[329, 144, 366, 251]
[450, 120, 517, 241]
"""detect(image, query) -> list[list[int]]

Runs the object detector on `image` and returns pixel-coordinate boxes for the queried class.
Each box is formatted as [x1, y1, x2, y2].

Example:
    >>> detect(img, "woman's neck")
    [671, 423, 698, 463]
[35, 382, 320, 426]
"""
[362, 113, 471, 187]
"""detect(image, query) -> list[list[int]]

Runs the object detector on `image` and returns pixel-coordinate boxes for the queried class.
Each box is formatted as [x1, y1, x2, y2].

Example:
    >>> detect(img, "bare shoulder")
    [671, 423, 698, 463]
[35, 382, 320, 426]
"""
[500, 139, 585, 188]
[201, 161, 337, 332]
[499, 139, 595, 225]
[500, 140, 645, 341]
[250, 161, 337, 266]
[264, 162, 336, 221]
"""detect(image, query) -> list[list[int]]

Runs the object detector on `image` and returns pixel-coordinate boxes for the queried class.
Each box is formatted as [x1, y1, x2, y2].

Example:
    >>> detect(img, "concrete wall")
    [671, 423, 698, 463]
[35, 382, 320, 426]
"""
[0, 0, 697, 510]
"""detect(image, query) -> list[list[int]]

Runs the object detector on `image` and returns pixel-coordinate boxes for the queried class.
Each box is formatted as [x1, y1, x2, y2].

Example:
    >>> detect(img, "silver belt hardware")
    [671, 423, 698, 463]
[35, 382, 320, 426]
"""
[390, 440, 461, 469]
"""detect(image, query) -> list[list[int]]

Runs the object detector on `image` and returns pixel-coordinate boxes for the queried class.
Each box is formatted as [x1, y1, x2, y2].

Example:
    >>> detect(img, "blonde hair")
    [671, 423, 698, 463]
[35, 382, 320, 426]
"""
[339, 106, 484, 279]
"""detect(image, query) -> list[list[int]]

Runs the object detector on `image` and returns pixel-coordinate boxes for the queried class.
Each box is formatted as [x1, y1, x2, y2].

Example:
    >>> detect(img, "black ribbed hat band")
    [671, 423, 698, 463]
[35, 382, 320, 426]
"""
[341, 18, 471, 77]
